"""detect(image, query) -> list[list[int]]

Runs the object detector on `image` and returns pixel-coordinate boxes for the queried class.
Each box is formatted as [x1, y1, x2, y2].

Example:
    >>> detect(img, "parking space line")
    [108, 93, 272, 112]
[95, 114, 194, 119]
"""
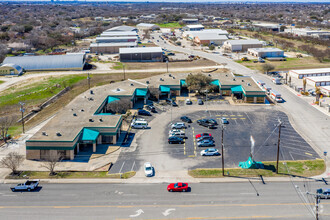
[131, 161, 135, 171]
[231, 118, 237, 120]
[245, 112, 254, 124]
[240, 118, 246, 120]
[118, 161, 125, 174]
[188, 155, 196, 157]
[305, 152, 313, 156]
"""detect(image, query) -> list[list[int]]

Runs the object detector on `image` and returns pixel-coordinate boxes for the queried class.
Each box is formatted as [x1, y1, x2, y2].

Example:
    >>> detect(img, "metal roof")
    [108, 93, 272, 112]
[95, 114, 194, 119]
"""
[195, 33, 228, 41]
[225, 39, 262, 46]
[0, 63, 23, 73]
[106, 26, 137, 32]
[100, 31, 138, 37]
[96, 36, 138, 41]
[3, 54, 85, 71]
[119, 47, 162, 54]
[305, 76, 330, 82]
[248, 48, 283, 52]
[90, 42, 137, 47]
[137, 23, 158, 28]
[186, 24, 204, 28]
[290, 68, 330, 75]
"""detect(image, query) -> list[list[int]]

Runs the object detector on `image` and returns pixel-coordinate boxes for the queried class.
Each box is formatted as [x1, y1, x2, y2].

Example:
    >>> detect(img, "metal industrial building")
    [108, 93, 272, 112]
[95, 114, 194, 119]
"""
[289, 68, 330, 79]
[119, 47, 163, 62]
[96, 36, 138, 43]
[2, 54, 86, 71]
[194, 33, 228, 45]
[247, 48, 284, 58]
[100, 31, 138, 38]
[183, 24, 205, 31]
[90, 42, 137, 54]
[136, 23, 160, 31]
[0, 63, 24, 75]
[305, 76, 330, 87]
[222, 40, 263, 52]
[105, 26, 138, 32]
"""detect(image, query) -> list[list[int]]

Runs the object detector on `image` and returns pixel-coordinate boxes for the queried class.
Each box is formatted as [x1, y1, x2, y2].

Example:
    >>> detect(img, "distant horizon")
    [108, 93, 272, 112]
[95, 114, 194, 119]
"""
[1, 0, 330, 3]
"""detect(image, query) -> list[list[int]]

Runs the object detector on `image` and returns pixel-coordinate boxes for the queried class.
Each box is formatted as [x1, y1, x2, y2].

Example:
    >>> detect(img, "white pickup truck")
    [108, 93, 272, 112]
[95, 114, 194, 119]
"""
[11, 180, 39, 192]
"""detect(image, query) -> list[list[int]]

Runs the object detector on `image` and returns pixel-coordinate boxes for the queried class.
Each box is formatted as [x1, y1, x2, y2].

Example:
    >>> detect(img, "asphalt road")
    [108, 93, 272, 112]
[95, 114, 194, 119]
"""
[0, 182, 329, 220]
[153, 33, 330, 167]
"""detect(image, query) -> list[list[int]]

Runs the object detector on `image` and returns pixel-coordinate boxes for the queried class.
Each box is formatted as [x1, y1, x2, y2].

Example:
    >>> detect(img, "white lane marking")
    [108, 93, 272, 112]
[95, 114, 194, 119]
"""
[162, 208, 176, 216]
[129, 209, 144, 218]
[131, 161, 136, 171]
[245, 112, 254, 124]
[118, 161, 125, 174]
[2, 195, 17, 197]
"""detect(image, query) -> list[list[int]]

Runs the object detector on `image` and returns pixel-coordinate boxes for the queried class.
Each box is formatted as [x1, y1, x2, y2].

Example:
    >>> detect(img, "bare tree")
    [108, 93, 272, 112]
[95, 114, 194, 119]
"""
[0, 152, 24, 175]
[40, 152, 62, 176]
[0, 115, 16, 143]
[261, 63, 275, 75]
[106, 99, 131, 114]
[303, 78, 307, 93]
[148, 86, 161, 100]
[186, 73, 213, 94]
[315, 87, 322, 104]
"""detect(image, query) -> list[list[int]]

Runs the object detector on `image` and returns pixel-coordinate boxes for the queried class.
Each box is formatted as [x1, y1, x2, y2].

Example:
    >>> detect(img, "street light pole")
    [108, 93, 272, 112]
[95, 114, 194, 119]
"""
[166, 60, 169, 73]
[123, 64, 126, 80]
[221, 123, 225, 176]
[87, 73, 91, 89]
[19, 102, 25, 134]
[276, 119, 282, 174]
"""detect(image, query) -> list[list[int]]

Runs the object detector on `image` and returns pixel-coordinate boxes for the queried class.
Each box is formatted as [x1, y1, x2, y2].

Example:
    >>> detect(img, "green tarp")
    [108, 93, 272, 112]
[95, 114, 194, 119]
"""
[135, 88, 148, 97]
[231, 85, 243, 93]
[108, 96, 120, 104]
[160, 85, 171, 93]
[81, 128, 99, 141]
[180, 79, 187, 87]
[211, 80, 220, 87]
[239, 157, 264, 169]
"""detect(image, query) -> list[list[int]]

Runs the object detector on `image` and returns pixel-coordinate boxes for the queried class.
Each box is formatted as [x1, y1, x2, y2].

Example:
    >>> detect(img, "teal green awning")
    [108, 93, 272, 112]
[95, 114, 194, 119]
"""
[135, 88, 148, 97]
[180, 79, 187, 87]
[108, 96, 120, 104]
[211, 80, 220, 87]
[231, 86, 243, 93]
[81, 128, 99, 141]
[96, 113, 113, 115]
[160, 85, 171, 93]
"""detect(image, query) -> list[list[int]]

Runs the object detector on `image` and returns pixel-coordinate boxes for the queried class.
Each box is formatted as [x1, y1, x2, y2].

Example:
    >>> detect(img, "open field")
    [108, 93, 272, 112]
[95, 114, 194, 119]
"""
[236, 57, 330, 72]
[7, 171, 136, 179]
[156, 22, 183, 28]
[188, 160, 325, 178]
[0, 80, 4, 84]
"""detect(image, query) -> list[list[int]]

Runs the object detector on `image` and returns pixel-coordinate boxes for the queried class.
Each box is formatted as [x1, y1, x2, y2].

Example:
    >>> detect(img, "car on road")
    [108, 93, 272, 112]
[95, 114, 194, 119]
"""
[197, 99, 204, 105]
[185, 99, 192, 105]
[195, 133, 212, 139]
[171, 122, 186, 129]
[197, 139, 215, 147]
[168, 136, 184, 144]
[221, 118, 229, 124]
[11, 180, 39, 192]
[316, 188, 330, 199]
[131, 119, 148, 129]
[138, 109, 152, 116]
[180, 116, 192, 123]
[144, 162, 154, 177]
[200, 148, 220, 156]
[167, 52, 175, 56]
[167, 182, 188, 192]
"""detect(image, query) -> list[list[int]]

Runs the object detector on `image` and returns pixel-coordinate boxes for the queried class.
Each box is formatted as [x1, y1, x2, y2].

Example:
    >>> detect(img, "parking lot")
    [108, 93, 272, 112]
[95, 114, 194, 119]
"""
[109, 103, 320, 174]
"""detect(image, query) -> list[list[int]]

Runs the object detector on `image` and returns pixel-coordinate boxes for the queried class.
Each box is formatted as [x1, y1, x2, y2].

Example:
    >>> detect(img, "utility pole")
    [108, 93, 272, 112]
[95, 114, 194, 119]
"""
[221, 123, 225, 176]
[276, 119, 282, 174]
[87, 73, 91, 89]
[123, 64, 126, 80]
[166, 60, 169, 73]
[19, 102, 25, 134]
[315, 194, 320, 220]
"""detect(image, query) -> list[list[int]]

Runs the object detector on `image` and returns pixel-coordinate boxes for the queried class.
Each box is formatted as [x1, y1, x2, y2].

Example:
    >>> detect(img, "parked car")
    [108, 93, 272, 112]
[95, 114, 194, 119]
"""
[168, 136, 184, 144]
[11, 180, 39, 192]
[195, 133, 212, 139]
[169, 131, 186, 139]
[172, 101, 178, 107]
[221, 118, 229, 124]
[146, 105, 156, 113]
[131, 120, 148, 129]
[144, 162, 154, 177]
[197, 119, 216, 129]
[167, 52, 175, 56]
[197, 139, 215, 147]
[169, 129, 185, 135]
[166, 98, 178, 106]
[316, 188, 330, 199]
[185, 99, 192, 105]
[200, 148, 220, 156]
[207, 119, 218, 125]
[171, 122, 186, 129]
[167, 182, 188, 192]
[180, 116, 192, 123]
[197, 99, 204, 105]
[138, 109, 151, 116]
[196, 136, 214, 142]
[188, 55, 195, 59]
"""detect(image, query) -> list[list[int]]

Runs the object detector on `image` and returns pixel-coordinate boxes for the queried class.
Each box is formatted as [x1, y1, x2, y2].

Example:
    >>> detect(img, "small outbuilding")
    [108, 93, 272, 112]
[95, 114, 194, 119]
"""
[247, 48, 284, 58]
[119, 47, 163, 62]
[0, 63, 24, 76]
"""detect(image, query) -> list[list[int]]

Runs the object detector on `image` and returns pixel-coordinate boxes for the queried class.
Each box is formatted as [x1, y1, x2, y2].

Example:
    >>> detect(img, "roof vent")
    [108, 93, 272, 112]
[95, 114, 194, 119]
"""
[71, 109, 74, 111]
[226, 74, 228, 77]
[81, 109, 84, 112]
[116, 88, 120, 91]
[88, 97, 94, 101]
[160, 78, 164, 81]
[99, 118, 103, 122]
[233, 78, 236, 81]
[42, 131, 48, 136]
[73, 113, 77, 116]
[146, 81, 149, 84]
[89, 119, 94, 122]
[242, 80, 244, 82]
[208, 74, 211, 77]
[130, 83, 134, 86]
[169, 74, 172, 77]
[90, 90, 94, 95]
[173, 76, 175, 79]
[247, 83, 251, 86]
[56, 132, 62, 136]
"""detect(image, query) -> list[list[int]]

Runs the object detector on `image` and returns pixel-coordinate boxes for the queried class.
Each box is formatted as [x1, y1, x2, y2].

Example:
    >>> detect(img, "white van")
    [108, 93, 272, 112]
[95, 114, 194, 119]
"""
[131, 120, 148, 129]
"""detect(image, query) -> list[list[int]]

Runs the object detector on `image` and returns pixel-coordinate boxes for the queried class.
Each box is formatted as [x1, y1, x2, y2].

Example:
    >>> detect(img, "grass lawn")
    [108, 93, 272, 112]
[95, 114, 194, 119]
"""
[237, 57, 330, 72]
[111, 61, 124, 70]
[8, 171, 136, 179]
[0, 75, 86, 109]
[188, 160, 325, 178]
[156, 22, 183, 28]
[0, 80, 4, 84]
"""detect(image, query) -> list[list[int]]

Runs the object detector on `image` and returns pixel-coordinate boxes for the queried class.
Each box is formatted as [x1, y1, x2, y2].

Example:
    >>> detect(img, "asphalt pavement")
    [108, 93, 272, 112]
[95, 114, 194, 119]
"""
[0, 181, 329, 220]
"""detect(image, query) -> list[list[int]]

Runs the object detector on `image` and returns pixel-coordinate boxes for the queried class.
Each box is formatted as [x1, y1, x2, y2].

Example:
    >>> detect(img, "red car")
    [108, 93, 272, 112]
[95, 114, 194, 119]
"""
[195, 133, 212, 139]
[167, 182, 189, 192]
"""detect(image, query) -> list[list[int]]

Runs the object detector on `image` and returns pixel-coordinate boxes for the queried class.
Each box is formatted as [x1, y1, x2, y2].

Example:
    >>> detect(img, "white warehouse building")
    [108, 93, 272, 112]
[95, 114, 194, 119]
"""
[289, 68, 330, 79]
[248, 48, 284, 58]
